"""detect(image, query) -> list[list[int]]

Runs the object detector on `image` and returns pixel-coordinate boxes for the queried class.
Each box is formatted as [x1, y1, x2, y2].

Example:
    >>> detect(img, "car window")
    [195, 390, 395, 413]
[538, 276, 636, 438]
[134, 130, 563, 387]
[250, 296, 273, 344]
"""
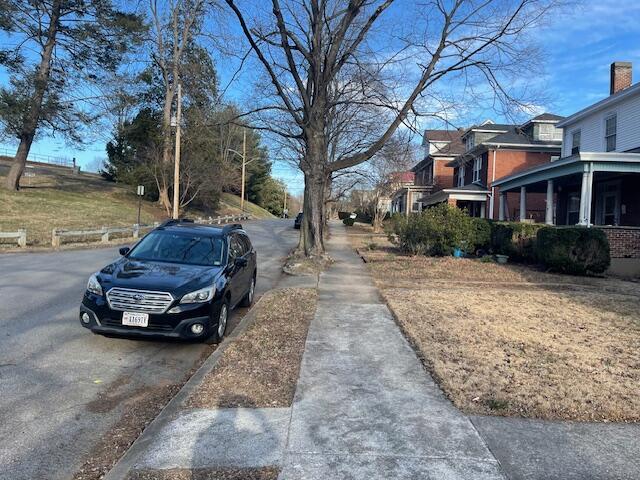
[129, 231, 224, 266]
[228, 234, 243, 261]
[238, 233, 252, 254]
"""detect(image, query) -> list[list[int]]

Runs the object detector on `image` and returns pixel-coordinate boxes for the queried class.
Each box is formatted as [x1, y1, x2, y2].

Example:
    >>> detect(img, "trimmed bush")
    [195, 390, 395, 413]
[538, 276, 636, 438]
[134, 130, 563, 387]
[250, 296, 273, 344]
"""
[343, 217, 355, 226]
[536, 227, 610, 275]
[490, 221, 545, 262]
[471, 217, 492, 252]
[337, 211, 350, 220]
[390, 204, 475, 256]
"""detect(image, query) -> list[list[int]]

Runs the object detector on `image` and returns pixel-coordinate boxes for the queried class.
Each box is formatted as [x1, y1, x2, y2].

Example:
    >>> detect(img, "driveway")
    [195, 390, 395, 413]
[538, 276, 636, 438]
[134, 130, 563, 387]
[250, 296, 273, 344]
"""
[0, 219, 298, 480]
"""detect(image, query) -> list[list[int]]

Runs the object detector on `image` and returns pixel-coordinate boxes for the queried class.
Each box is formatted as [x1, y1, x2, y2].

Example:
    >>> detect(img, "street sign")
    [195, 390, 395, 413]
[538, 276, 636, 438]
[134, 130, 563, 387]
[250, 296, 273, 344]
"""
[137, 185, 145, 196]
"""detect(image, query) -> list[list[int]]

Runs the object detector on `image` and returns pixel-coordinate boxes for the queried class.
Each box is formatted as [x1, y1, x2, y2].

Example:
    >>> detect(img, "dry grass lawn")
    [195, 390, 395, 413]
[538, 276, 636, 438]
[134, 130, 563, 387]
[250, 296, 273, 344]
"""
[347, 226, 640, 422]
[188, 288, 317, 408]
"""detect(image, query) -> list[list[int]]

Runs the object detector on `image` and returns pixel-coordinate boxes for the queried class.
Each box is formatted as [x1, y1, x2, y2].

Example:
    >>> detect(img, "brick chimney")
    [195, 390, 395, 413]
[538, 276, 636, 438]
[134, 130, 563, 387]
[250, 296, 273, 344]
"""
[610, 62, 632, 95]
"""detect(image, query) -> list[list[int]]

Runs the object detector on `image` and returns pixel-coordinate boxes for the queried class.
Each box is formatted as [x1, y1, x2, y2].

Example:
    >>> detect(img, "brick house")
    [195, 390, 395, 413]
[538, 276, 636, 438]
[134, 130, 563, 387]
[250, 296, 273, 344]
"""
[391, 129, 465, 215]
[420, 116, 563, 219]
[493, 62, 640, 276]
[389, 171, 417, 215]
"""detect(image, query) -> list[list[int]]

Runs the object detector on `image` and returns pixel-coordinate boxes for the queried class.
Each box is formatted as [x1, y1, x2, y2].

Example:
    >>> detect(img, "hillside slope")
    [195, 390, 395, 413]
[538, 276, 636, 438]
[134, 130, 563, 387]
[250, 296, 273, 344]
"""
[0, 158, 272, 247]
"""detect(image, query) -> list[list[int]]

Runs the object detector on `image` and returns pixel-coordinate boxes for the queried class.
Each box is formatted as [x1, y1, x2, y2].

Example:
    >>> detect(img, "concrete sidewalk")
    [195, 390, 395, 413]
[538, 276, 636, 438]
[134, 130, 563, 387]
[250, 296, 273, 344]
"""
[278, 224, 504, 479]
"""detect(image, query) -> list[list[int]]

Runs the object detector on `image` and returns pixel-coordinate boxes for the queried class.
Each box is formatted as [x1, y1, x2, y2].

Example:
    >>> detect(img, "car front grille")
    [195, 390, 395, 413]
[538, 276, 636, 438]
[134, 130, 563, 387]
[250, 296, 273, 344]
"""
[106, 287, 174, 314]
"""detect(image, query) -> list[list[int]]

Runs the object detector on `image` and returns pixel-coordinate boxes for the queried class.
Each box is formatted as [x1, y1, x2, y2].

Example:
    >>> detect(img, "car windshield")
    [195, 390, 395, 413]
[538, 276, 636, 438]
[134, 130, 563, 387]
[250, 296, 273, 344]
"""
[128, 231, 224, 266]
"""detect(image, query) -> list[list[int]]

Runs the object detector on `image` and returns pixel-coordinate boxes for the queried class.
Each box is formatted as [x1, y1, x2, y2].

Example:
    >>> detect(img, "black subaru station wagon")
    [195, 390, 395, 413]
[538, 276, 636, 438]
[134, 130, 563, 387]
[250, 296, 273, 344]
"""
[79, 220, 257, 343]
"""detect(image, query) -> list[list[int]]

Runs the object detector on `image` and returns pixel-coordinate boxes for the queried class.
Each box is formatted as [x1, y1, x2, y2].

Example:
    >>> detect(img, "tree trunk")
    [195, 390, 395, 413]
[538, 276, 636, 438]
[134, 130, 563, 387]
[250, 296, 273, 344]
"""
[4, 0, 61, 191]
[301, 168, 326, 256]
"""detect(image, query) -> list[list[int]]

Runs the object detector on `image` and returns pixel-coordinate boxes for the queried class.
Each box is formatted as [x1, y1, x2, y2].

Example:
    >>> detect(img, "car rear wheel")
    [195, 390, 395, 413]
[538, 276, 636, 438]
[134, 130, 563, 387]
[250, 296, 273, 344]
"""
[206, 300, 229, 344]
[239, 276, 255, 307]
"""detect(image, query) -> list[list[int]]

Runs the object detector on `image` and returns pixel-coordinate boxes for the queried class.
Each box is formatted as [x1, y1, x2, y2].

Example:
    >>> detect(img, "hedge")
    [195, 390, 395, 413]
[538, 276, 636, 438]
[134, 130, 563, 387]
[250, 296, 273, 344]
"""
[343, 217, 355, 226]
[535, 227, 610, 275]
[490, 221, 545, 262]
[390, 204, 477, 256]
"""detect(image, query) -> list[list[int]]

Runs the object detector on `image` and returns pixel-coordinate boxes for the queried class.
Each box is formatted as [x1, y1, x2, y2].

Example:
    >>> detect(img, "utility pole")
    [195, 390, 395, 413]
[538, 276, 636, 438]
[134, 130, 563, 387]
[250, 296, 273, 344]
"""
[172, 83, 182, 220]
[240, 127, 246, 212]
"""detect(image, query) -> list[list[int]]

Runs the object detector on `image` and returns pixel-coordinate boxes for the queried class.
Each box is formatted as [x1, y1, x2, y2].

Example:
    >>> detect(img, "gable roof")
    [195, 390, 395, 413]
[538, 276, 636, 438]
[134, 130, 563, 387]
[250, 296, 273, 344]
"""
[530, 113, 564, 122]
[422, 129, 465, 156]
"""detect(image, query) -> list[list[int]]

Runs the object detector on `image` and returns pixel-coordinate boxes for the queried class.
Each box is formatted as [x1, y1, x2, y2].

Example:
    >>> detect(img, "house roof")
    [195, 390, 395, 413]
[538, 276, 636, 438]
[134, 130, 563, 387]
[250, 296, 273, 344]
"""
[530, 112, 565, 122]
[422, 129, 466, 156]
[557, 81, 640, 128]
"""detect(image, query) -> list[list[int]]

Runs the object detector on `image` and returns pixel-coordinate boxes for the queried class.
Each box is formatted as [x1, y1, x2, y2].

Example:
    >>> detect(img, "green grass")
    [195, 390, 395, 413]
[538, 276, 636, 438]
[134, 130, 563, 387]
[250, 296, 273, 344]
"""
[0, 160, 272, 247]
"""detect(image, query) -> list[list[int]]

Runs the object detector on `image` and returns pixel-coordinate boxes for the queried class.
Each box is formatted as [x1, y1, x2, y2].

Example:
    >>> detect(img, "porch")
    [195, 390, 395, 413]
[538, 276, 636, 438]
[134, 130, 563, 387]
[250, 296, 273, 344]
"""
[419, 184, 491, 218]
[492, 152, 640, 227]
[493, 152, 640, 276]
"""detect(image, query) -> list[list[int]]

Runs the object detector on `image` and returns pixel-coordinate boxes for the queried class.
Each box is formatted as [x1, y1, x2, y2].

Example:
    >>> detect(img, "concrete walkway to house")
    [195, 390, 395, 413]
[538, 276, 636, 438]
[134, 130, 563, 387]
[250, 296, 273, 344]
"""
[278, 224, 504, 479]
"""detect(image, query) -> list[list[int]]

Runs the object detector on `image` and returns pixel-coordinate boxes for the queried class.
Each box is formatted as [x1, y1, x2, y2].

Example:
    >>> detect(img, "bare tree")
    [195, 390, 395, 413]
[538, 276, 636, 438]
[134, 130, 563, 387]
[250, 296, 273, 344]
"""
[222, 0, 557, 256]
[149, 0, 210, 213]
[361, 133, 416, 232]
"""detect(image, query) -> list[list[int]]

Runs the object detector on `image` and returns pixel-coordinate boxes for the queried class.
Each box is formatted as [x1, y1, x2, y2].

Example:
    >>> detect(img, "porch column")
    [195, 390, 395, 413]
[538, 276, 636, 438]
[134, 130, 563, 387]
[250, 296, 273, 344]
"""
[519, 186, 527, 221]
[578, 168, 594, 225]
[545, 180, 554, 225]
[480, 201, 486, 218]
[498, 193, 506, 221]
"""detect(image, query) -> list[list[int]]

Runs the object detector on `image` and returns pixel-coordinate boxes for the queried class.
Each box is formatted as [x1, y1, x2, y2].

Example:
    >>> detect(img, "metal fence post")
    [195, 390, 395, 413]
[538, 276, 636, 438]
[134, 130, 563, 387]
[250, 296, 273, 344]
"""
[18, 229, 26, 248]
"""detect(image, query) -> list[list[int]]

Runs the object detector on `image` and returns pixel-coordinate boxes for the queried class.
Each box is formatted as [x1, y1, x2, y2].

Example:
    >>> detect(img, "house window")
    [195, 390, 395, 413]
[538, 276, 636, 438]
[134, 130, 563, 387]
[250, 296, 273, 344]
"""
[605, 114, 617, 152]
[472, 157, 482, 183]
[571, 130, 581, 155]
[457, 165, 465, 187]
[465, 134, 474, 151]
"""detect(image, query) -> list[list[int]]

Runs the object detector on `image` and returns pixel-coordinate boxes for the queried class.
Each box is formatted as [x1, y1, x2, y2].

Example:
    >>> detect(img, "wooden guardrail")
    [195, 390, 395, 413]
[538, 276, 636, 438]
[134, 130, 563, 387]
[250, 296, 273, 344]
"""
[0, 229, 27, 248]
[51, 223, 160, 248]
[1, 215, 252, 249]
[196, 214, 251, 225]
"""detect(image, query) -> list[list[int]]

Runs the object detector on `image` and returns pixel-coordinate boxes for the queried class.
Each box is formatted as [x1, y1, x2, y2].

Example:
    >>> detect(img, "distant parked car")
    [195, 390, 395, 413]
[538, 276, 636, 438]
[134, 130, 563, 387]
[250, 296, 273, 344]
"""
[79, 219, 257, 343]
[294, 212, 303, 229]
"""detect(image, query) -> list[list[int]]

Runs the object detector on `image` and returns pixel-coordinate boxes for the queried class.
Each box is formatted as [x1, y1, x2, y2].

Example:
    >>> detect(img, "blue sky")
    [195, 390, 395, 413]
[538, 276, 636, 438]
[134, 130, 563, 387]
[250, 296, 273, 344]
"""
[1, 1, 640, 197]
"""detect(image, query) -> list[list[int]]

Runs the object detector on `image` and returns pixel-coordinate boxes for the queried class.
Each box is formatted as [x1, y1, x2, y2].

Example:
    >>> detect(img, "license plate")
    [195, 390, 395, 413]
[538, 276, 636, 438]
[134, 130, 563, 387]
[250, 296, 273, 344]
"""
[122, 312, 149, 327]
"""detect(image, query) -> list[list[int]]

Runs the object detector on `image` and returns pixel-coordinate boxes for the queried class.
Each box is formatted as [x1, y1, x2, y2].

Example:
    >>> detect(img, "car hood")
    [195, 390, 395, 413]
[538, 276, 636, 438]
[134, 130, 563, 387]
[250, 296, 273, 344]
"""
[98, 258, 222, 295]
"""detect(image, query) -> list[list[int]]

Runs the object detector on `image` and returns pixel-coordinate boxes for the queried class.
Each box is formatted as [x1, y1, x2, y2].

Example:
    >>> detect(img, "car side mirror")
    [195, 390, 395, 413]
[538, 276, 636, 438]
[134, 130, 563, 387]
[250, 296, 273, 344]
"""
[119, 247, 130, 256]
[234, 257, 248, 267]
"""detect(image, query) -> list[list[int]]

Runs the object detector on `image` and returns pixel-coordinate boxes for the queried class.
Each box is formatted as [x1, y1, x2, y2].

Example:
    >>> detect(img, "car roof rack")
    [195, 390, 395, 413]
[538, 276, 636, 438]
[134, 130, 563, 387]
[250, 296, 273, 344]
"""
[158, 218, 195, 228]
[222, 223, 243, 233]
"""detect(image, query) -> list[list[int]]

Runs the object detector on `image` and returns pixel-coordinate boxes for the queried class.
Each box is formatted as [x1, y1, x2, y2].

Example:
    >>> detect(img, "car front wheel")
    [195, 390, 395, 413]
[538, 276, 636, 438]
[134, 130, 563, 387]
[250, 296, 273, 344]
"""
[206, 300, 229, 344]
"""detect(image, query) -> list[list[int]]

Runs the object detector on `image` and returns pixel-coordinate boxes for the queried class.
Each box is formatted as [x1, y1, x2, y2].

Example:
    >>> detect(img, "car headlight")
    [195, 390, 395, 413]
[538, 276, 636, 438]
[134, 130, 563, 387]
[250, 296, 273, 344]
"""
[87, 273, 103, 296]
[180, 286, 215, 304]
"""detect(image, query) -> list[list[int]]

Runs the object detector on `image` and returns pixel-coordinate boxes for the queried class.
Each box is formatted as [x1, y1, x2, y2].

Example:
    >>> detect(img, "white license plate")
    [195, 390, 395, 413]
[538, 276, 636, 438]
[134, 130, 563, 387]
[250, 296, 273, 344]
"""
[122, 312, 149, 327]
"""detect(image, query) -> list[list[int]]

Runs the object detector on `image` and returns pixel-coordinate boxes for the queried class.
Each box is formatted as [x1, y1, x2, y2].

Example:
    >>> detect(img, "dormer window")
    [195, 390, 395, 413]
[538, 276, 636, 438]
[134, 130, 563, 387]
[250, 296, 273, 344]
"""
[571, 130, 581, 155]
[465, 134, 474, 151]
[605, 114, 617, 152]
[472, 157, 482, 183]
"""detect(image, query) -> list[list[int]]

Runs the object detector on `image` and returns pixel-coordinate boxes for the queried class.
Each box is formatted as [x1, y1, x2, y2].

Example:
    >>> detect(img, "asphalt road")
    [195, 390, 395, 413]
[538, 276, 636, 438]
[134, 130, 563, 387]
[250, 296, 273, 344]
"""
[0, 219, 298, 480]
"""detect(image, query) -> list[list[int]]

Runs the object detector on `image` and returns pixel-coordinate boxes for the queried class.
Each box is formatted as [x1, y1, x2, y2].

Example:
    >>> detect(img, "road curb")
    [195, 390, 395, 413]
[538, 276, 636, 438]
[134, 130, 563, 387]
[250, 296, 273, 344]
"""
[102, 294, 269, 480]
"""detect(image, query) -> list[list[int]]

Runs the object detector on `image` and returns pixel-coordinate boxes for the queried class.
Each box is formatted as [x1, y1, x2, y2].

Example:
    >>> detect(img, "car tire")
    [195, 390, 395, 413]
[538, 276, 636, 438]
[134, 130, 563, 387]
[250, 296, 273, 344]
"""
[206, 299, 229, 344]
[239, 275, 256, 308]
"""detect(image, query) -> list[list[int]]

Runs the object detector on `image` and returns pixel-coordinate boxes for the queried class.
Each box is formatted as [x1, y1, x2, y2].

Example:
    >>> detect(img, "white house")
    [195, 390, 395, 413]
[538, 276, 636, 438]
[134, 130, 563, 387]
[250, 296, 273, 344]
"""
[493, 62, 640, 275]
